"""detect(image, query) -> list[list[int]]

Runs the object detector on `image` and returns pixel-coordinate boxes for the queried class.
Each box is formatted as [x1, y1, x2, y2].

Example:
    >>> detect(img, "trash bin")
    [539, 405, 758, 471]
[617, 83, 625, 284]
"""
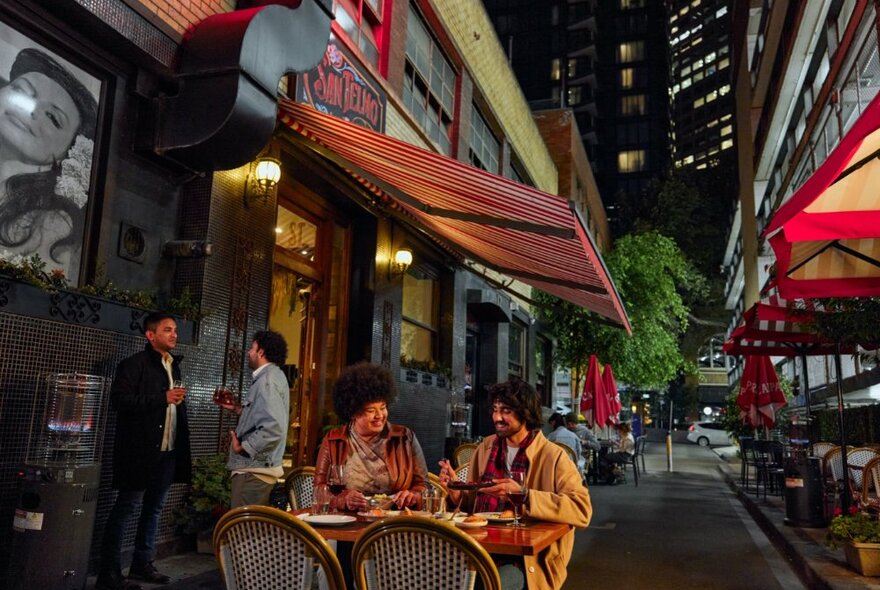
[783, 451, 825, 528]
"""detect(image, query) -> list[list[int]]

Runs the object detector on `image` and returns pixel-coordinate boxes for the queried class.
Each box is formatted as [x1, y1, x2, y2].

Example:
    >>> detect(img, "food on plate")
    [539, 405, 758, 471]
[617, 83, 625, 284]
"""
[372, 493, 390, 500]
[403, 507, 413, 515]
[463, 514, 487, 524]
[499, 509, 515, 519]
[369, 509, 387, 516]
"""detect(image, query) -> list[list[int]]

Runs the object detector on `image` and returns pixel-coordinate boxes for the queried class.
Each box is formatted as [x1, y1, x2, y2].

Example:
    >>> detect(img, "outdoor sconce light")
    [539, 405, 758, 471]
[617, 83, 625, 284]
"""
[243, 157, 282, 208]
[391, 248, 413, 276]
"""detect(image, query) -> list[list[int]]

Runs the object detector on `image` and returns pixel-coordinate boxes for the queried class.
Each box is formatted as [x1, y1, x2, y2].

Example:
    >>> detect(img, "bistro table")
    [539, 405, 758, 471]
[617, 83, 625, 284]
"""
[291, 509, 570, 556]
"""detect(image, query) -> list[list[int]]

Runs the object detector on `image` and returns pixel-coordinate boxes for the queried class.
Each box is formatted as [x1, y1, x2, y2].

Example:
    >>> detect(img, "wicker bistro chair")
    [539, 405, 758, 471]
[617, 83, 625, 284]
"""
[455, 463, 470, 483]
[213, 505, 346, 590]
[552, 441, 579, 465]
[860, 457, 880, 512]
[812, 441, 835, 462]
[739, 437, 756, 491]
[847, 447, 880, 504]
[453, 443, 479, 469]
[352, 516, 502, 590]
[284, 466, 316, 511]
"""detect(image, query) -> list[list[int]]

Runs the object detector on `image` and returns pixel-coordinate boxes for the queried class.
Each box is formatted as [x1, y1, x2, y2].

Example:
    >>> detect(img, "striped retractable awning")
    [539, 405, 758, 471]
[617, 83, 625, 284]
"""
[277, 100, 631, 333]
[766, 91, 880, 298]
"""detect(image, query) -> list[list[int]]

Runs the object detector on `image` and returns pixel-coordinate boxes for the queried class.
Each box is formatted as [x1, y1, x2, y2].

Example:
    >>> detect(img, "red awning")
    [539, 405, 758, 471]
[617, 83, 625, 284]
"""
[278, 100, 631, 333]
[765, 92, 880, 298]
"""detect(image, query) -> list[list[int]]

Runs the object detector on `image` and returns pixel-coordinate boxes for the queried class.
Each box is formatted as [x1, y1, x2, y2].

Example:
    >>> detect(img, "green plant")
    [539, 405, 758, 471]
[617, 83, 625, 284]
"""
[399, 354, 451, 378]
[826, 509, 880, 549]
[168, 287, 206, 321]
[173, 454, 231, 534]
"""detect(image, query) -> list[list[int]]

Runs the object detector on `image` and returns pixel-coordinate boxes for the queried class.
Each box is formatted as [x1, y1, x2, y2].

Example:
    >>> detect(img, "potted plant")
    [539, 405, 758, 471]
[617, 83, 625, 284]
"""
[826, 508, 880, 576]
[173, 454, 230, 553]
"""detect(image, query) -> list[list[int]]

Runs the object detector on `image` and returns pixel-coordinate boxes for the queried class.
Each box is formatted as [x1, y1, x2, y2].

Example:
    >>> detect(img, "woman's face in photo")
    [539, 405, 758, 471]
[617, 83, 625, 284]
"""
[0, 71, 80, 166]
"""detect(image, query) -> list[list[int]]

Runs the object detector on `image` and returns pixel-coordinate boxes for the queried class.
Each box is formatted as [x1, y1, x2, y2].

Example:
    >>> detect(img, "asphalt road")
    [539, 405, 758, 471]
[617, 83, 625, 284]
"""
[566, 441, 806, 589]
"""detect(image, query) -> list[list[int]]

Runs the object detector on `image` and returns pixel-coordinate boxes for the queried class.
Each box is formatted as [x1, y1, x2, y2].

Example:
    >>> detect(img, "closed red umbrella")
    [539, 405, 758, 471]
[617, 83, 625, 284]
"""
[602, 363, 622, 426]
[580, 354, 605, 428]
[737, 355, 787, 429]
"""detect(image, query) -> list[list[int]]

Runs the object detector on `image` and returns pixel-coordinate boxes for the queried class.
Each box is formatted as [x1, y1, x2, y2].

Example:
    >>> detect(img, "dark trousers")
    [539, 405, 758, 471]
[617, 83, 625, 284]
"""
[101, 451, 175, 572]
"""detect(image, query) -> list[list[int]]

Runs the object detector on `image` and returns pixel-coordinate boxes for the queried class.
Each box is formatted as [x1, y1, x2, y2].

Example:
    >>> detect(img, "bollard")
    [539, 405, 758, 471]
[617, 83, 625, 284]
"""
[666, 434, 673, 472]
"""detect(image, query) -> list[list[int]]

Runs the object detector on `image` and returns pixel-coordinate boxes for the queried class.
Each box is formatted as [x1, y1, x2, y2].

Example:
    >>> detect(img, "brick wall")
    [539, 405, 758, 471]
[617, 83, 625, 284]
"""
[136, 0, 235, 36]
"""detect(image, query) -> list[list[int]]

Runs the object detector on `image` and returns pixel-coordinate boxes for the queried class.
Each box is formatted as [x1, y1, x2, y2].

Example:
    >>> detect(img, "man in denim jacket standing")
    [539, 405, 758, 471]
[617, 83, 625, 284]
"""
[221, 330, 289, 506]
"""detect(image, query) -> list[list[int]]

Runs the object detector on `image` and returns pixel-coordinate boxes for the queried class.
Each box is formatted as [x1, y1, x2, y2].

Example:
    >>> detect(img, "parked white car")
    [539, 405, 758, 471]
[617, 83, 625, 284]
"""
[686, 422, 732, 446]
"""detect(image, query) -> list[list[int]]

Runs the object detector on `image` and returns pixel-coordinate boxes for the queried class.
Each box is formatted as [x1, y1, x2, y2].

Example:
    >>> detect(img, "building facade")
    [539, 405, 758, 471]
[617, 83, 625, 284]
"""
[0, 0, 626, 582]
[725, 0, 880, 405]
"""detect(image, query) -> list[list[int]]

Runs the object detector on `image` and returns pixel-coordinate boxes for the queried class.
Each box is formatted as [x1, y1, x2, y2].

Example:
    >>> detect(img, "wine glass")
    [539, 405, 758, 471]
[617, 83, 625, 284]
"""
[507, 471, 527, 527]
[327, 464, 346, 513]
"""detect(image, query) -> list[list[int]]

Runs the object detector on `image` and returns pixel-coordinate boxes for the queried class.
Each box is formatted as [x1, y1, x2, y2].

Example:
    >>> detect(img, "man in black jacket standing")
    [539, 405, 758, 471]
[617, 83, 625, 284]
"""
[97, 312, 192, 590]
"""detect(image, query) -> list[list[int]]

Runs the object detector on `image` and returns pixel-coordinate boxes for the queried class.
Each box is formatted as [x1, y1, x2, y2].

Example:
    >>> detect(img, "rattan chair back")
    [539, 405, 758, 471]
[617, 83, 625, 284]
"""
[862, 457, 880, 512]
[454, 463, 470, 483]
[552, 441, 578, 465]
[847, 447, 880, 498]
[213, 505, 346, 590]
[453, 443, 478, 469]
[284, 466, 315, 511]
[812, 441, 835, 460]
[352, 515, 501, 590]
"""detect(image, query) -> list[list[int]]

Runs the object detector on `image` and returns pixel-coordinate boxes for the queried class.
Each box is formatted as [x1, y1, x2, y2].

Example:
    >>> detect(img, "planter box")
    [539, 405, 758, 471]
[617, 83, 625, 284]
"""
[196, 529, 214, 555]
[399, 368, 448, 388]
[0, 275, 197, 344]
[844, 541, 880, 576]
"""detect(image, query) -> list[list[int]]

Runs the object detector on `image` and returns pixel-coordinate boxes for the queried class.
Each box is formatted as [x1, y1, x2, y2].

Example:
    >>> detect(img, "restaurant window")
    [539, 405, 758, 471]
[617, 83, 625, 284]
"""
[620, 67, 634, 89]
[550, 58, 561, 81]
[508, 321, 525, 379]
[617, 150, 646, 173]
[402, 273, 439, 364]
[469, 107, 499, 173]
[620, 94, 646, 116]
[404, 8, 456, 154]
[617, 41, 644, 63]
[275, 206, 318, 264]
[332, 0, 385, 69]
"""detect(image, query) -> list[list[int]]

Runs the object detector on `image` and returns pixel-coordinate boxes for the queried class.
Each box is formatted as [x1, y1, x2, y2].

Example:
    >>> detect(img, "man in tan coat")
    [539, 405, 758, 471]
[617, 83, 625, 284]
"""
[439, 379, 592, 590]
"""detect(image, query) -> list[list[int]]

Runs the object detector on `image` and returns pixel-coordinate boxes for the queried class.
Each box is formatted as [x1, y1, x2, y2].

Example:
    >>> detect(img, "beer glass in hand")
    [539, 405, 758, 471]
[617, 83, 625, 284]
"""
[507, 471, 527, 527]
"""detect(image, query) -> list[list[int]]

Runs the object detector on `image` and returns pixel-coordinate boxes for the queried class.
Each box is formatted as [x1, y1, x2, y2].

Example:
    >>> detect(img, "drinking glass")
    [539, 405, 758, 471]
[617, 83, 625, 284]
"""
[327, 464, 346, 513]
[313, 484, 331, 515]
[507, 471, 527, 527]
[172, 380, 186, 405]
[212, 386, 235, 407]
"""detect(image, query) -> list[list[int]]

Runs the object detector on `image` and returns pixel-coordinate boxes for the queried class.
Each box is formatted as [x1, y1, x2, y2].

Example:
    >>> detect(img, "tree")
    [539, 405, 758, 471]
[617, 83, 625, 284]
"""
[536, 231, 706, 390]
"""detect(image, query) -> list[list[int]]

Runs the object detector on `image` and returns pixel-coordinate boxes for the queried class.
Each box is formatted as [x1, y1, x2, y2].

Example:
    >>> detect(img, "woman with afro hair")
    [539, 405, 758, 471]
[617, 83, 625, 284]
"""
[314, 362, 428, 510]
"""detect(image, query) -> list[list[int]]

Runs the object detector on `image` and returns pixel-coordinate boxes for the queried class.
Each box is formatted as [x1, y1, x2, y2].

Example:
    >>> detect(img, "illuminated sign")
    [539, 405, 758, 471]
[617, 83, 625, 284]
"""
[298, 37, 386, 132]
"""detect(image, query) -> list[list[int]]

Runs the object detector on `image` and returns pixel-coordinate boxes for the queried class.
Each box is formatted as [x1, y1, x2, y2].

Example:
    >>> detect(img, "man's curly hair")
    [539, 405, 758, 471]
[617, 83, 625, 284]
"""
[488, 378, 543, 430]
[252, 330, 288, 365]
[333, 362, 397, 423]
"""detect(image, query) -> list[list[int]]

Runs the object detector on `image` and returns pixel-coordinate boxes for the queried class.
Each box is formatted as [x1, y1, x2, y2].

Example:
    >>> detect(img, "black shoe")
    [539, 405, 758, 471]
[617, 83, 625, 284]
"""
[97, 569, 142, 590]
[128, 562, 171, 585]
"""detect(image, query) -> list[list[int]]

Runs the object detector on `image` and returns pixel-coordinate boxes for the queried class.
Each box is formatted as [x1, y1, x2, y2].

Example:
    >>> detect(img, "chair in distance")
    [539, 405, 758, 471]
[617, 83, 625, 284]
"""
[284, 465, 315, 511]
[213, 505, 346, 590]
[453, 443, 478, 469]
[860, 456, 880, 512]
[618, 435, 646, 487]
[847, 447, 880, 506]
[352, 515, 502, 590]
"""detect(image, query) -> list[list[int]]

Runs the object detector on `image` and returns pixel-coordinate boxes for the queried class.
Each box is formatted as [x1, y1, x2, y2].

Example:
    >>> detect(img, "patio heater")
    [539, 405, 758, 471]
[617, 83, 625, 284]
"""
[8, 373, 106, 590]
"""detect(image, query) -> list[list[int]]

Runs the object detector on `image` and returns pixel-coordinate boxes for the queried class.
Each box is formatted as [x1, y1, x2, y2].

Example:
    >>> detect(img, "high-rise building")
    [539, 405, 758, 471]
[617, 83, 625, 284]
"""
[485, 0, 671, 234]
[667, 0, 734, 171]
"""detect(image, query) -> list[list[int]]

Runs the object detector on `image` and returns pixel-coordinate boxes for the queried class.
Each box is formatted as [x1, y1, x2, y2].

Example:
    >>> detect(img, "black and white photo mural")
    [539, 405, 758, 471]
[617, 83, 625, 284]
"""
[0, 21, 100, 284]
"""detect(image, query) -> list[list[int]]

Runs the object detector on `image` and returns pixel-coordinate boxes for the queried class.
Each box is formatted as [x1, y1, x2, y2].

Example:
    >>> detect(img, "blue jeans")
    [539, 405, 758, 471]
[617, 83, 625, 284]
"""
[101, 452, 175, 572]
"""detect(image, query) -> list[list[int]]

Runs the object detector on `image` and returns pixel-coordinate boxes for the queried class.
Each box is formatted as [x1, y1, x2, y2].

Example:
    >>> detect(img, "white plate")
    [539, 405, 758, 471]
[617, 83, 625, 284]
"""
[301, 514, 357, 526]
[453, 516, 489, 528]
[475, 512, 515, 523]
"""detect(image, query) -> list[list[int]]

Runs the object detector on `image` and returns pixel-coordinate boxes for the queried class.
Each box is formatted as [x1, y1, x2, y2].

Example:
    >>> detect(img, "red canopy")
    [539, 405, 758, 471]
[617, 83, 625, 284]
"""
[580, 355, 606, 428]
[278, 100, 631, 332]
[737, 356, 787, 428]
[766, 92, 880, 299]
[602, 363, 622, 426]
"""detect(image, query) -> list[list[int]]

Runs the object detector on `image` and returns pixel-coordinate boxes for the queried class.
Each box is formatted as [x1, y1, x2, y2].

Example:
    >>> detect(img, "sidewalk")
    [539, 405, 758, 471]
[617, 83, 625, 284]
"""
[713, 445, 880, 590]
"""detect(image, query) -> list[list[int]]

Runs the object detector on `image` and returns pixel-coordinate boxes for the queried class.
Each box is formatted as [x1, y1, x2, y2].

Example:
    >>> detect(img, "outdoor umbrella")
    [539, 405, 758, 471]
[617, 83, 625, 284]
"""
[602, 363, 622, 426]
[736, 356, 787, 429]
[765, 91, 880, 299]
[580, 354, 606, 428]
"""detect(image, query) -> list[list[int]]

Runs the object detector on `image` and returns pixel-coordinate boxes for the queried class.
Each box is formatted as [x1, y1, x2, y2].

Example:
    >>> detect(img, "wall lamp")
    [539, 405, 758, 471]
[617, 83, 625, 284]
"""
[391, 248, 413, 277]
[243, 157, 282, 208]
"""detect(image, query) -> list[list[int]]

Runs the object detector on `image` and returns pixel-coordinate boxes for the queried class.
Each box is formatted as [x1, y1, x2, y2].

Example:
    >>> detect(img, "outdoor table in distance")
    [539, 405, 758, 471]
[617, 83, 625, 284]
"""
[291, 509, 570, 556]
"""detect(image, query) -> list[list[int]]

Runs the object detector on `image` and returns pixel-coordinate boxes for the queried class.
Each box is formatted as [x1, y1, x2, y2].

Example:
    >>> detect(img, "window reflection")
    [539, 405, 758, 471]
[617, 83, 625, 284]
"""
[276, 206, 317, 263]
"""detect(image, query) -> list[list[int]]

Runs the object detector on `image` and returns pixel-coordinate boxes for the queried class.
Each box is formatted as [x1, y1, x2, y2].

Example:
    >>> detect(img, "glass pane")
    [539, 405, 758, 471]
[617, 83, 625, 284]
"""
[402, 321, 433, 362]
[276, 206, 318, 262]
[402, 273, 435, 325]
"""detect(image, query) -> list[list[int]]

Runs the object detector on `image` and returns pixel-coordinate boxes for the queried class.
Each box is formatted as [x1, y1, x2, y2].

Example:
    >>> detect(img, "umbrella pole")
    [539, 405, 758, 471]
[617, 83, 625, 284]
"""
[800, 353, 813, 448]
[834, 342, 850, 514]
